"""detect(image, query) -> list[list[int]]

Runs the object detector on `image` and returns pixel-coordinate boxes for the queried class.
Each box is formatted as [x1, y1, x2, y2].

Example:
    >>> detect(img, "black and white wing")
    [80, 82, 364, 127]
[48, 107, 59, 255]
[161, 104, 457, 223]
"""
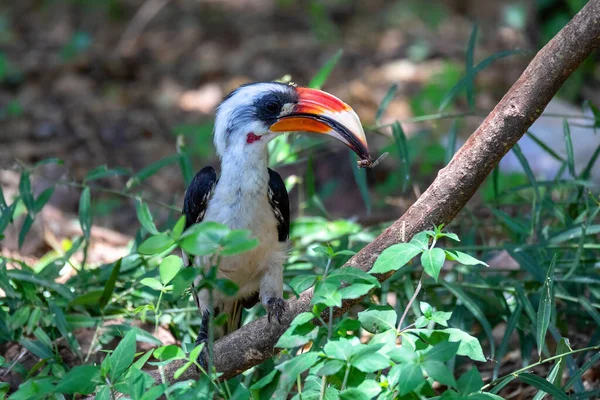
[267, 168, 290, 242]
[182, 166, 218, 265]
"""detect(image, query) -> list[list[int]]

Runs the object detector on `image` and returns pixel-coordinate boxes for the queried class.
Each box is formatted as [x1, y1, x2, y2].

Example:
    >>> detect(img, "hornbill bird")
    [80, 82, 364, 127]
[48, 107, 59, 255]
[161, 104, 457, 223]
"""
[182, 82, 371, 354]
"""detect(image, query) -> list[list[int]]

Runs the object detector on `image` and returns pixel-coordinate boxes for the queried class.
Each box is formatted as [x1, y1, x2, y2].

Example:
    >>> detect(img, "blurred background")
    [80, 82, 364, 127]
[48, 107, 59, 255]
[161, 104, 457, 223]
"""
[2, 1, 600, 396]
[0, 0, 598, 256]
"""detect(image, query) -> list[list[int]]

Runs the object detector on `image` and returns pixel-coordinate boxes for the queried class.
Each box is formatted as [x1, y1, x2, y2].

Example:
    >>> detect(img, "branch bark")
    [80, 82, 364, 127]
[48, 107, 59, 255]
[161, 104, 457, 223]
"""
[151, 0, 600, 384]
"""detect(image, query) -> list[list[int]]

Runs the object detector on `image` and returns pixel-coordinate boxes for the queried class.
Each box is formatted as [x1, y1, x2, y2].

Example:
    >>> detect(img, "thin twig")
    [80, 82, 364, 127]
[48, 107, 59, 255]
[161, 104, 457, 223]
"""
[398, 274, 423, 330]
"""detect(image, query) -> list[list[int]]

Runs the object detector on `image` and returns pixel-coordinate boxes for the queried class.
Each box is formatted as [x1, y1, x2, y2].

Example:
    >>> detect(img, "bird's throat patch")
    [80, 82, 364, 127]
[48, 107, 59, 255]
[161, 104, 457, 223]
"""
[246, 132, 262, 144]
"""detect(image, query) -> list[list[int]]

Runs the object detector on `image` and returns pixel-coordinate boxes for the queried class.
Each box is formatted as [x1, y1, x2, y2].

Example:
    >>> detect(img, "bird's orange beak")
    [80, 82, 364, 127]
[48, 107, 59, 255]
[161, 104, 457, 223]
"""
[269, 87, 371, 162]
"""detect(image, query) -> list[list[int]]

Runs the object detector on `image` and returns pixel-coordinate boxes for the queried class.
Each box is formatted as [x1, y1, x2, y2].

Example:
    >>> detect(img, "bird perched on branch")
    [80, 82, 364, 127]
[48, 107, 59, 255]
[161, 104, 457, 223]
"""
[182, 82, 371, 352]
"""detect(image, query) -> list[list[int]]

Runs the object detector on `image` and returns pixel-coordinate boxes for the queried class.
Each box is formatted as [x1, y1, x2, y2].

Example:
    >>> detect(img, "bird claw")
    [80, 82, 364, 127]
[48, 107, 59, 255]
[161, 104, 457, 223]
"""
[194, 336, 209, 372]
[267, 298, 286, 324]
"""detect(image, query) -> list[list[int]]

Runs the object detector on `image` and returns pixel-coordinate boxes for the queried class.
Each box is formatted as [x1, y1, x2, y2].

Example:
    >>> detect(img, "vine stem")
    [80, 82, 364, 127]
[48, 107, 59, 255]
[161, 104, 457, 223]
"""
[482, 345, 600, 391]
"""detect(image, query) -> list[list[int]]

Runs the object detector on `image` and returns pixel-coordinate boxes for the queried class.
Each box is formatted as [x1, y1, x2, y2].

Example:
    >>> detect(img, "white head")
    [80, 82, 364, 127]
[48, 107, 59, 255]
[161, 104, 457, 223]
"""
[213, 82, 370, 162]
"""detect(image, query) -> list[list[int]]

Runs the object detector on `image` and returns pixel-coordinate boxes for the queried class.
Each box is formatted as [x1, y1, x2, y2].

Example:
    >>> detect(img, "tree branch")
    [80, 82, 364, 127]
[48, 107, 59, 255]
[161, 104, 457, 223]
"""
[149, 0, 600, 384]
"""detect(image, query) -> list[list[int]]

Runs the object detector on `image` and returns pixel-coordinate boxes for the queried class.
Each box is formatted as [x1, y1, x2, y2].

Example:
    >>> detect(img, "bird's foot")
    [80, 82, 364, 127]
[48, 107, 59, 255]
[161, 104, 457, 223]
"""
[267, 298, 286, 324]
[194, 336, 209, 373]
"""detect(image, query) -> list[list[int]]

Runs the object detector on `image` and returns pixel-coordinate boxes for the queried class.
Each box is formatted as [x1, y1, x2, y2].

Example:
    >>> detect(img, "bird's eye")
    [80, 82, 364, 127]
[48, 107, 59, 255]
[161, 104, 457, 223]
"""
[265, 101, 280, 113]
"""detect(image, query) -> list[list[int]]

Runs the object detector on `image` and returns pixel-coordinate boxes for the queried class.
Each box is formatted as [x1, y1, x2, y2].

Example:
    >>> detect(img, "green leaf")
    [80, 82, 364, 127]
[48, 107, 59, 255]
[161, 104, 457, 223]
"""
[308, 49, 343, 89]
[375, 84, 398, 123]
[427, 328, 486, 362]
[221, 230, 259, 256]
[250, 369, 278, 390]
[290, 312, 315, 327]
[339, 283, 376, 300]
[84, 165, 129, 182]
[423, 360, 456, 388]
[512, 143, 540, 200]
[494, 303, 522, 379]
[19, 339, 53, 359]
[444, 250, 488, 266]
[131, 350, 153, 370]
[445, 120, 458, 164]
[339, 388, 369, 400]
[0, 184, 6, 211]
[289, 274, 317, 295]
[457, 367, 483, 395]
[109, 329, 137, 381]
[0, 201, 18, 235]
[11, 304, 31, 329]
[100, 258, 122, 309]
[518, 373, 569, 400]
[410, 231, 430, 250]
[393, 363, 424, 395]
[312, 281, 342, 307]
[171, 216, 186, 240]
[317, 359, 345, 376]
[423, 341, 459, 363]
[19, 170, 35, 217]
[50, 302, 82, 357]
[126, 154, 180, 190]
[18, 215, 33, 249]
[536, 255, 557, 357]
[358, 305, 397, 333]
[178, 221, 229, 256]
[140, 277, 164, 291]
[579, 143, 600, 181]
[327, 267, 379, 286]
[371, 242, 422, 274]
[216, 278, 239, 296]
[34, 187, 54, 213]
[526, 131, 566, 163]
[563, 351, 600, 390]
[55, 365, 100, 394]
[138, 234, 176, 255]
[392, 121, 410, 192]
[79, 187, 91, 239]
[136, 200, 159, 235]
[7, 270, 74, 300]
[349, 150, 371, 214]
[69, 290, 104, 307]
[33, 158, 64, 167]
[439, 49, 528, 111]
[323, 338, 355, 361]
[465, 22, 478, 109]
[422, 248, 446, 281]
[274, 352, 320, 398]
[532, 362, 561, 400]
[351, 352, 389, 373]
[159, 255, 183, 285]
[563, 119, 576, 177]
[153, 345, 186, 361]
[440, 282, 494, 358]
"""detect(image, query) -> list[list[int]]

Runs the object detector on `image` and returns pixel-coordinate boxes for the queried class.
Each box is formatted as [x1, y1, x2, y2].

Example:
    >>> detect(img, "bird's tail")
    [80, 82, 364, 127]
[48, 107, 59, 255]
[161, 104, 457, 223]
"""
[225, 300, 244, 335]
[224, 293, 259, 335]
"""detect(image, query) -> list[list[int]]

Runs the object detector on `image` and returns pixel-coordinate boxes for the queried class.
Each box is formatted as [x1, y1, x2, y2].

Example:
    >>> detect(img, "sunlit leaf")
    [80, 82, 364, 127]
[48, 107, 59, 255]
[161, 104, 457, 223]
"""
[518, 373, 569, 400]
[536, 255, 557, 357]
[421, 247, 446, 281]
[371, 243, 422, 274]
[79, 187, 91, 239]
[55, 365, 100, 395]
[358, 306, 397, 333]
[159, 255, 183, 285]
[136, 200, 159, 235]
[109, 329, 137, 381]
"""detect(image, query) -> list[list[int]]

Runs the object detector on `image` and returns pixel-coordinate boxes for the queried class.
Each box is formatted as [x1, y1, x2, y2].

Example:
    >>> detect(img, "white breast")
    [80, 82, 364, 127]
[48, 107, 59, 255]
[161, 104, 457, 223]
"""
[200, 175, 285, 297]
